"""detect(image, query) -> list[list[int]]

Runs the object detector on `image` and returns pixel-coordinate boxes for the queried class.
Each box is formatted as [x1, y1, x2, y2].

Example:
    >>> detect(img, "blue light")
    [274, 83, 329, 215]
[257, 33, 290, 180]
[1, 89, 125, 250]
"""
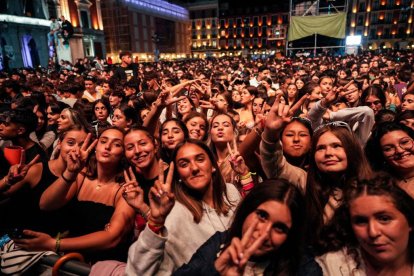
[123, 0, 189, 20]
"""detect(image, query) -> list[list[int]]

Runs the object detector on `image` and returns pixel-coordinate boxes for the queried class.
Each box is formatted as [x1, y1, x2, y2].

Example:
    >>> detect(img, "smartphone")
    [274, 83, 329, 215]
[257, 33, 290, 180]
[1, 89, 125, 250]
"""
[8, 228, 26, 239]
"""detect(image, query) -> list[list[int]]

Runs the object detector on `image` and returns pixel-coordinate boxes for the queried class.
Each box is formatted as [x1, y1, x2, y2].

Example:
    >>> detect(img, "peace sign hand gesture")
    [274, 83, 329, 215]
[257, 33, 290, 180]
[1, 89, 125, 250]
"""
[148, 160, 175, 225]
[227, 139, 249, 176]
[7, 154, 40, 185]
[122, 167, 147, 213]
[214, 219, 272, 275]
[65, 133, 97, 176]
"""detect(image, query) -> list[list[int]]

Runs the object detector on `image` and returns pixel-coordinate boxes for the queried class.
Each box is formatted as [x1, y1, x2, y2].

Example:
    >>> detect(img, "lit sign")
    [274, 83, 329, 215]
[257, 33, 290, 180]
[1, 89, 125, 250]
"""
[346, 35, 362, 46]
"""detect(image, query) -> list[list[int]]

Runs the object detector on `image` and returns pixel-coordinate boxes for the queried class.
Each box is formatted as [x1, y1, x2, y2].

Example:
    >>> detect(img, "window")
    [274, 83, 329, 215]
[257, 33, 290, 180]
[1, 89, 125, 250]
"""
[253, 16, 258, 26]
[236, 39, 242, 47]
[220, 19, 225, 28]
[80, 10, 90, 28]
[262, 16, 267, 25]
[359, 2, 366, 11]
[236, 18, 242, 27]
[245, 39, 250, 47]
[357, 15, 364, 25]
[228, 39, 234, 47]
[271, 15, 278, 25]
[253, 38, 258, 46]
[261, 38, 267, 46]
[229, 18, 234, 27]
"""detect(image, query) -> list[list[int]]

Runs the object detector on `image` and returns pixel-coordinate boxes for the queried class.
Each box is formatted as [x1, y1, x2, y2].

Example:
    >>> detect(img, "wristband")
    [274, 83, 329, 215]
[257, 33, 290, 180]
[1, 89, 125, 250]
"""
[61, 171, 76, 183]
[55, 232, 61, 253]
[240, 172, 253, 180]
[242, 182, 254, 191]
[241, 176, 254, 185]
[147, 223, 163, 234]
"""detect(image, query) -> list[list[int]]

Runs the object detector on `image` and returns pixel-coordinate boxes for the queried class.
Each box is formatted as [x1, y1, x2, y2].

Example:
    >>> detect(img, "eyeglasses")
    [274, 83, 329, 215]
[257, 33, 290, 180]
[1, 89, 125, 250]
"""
[382, 137, 414, 157]
[313, 121, 352, 135]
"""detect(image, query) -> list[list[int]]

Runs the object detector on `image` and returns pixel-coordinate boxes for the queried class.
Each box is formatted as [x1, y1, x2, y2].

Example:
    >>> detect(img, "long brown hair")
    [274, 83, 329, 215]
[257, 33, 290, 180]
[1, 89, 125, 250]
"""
[305, 125, 373, 246]
[171, 139, 235, 223]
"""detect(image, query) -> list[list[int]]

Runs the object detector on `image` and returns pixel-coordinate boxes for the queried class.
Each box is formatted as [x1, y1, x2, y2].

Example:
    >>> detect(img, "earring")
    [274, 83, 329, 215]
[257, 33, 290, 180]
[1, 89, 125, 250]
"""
[212, 168, 216, 173]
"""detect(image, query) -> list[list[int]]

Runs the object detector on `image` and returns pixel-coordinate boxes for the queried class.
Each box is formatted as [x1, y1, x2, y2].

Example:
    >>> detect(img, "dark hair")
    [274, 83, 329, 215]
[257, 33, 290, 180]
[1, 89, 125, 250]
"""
[159, 118, 189, 163]
[227, 179, 305, 275]
[365, 122, 414, 173]
[396, 110, 414, 123]
[114, 104, 139, 128]
[306, 124, 372, 246]
[317, 173, 414, 264]
[48, 101, 70, 116]
[119, 51, 131, 59]
[86, 126, 126, 180]
[92, 98, 111, 121]
[360, 85, 386, 109]
[171, 139, 233, 223]
[183, 111, 209, 141]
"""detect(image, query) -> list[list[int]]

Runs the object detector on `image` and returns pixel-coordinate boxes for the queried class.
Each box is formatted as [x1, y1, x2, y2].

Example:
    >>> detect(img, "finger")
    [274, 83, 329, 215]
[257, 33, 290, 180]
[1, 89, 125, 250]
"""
[165, 162, 174, 191]
[129, 167, 137, 182]
[233, 137, 237, 153]
[86, 139, 98, 153]
[289, 94, 309, 116]
[19, 150, 26, 166]
[81, 133, 92, 151]
[158, 160, 165, 185]
[272, 94, 282, 113]
[241, 219, 259, 247]
[227, 142, 234, 156]
[282, 103, 290, 117]
[278, 102, 286, 117]
[124, 169, 130, 183]
[231, 238, 245, 261]
[343, 79, 354, 89]
[227, 243, 240, 265]
[243, 223, 272, 261]
[26, 154, 40, 168]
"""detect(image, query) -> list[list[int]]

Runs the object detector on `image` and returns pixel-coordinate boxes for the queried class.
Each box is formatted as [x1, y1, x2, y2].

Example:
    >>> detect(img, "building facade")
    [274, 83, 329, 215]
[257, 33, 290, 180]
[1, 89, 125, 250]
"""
[348, 0, 414, 50]
[0, 0, 106, 70]
[101, 0, 191, 63]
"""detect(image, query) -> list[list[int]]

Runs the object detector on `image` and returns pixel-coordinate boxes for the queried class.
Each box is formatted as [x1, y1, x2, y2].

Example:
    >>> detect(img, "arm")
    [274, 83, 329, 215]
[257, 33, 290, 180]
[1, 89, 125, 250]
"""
[16, 195, 135, 253]
[306, 100, 328, 130]
[330, 106, 375, 146]
[37, 131, 56, 151]
[125, 226, 169, 275]
[0, 162, 42, 197]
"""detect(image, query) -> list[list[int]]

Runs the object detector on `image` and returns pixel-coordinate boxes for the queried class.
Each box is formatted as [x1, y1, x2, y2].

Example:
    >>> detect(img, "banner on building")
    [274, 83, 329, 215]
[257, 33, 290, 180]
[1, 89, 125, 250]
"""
[288, 12, 346, 41]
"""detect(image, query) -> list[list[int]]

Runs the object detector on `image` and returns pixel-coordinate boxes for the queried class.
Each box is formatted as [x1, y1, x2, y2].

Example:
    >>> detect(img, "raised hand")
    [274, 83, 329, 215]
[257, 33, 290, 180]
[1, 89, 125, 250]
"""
[122, 167, 147, 213]
[227, 139, 249, 176]
[215, 219, 271, 275]
[148, 160, 175, 225]
[65, 133, 96, 176]
[7, 154, 40, 185]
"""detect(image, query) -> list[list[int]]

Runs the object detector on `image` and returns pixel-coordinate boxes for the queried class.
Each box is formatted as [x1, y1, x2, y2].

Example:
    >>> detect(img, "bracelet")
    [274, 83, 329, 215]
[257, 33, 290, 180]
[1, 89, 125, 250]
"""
[147, 223, 163, 234]
[55, 232, 61, 252]
[139, 207, 151, 221]
[240, 172, 252, 181]
[241, 176, 254, 185]
[61, 171, 76, 183]
[242, 182, 254, 191]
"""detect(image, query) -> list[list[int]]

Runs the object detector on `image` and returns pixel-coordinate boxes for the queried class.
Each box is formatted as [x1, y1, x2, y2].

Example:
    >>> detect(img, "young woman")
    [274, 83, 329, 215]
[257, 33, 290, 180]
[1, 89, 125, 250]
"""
[112, 104, 139, 131]
[209, 113, 250, 186]
[315, 175, 414, 275]
[365, 122, 414, 198]
[174, 179, 309, 275]
[236, 86, 257, 129]
[30, 105, 56, 152]
[401, 91, 414, 112]
[125, 139, 242, 275]
[361, 85, 386, 115]
[396, 110, 414, 130]
[183, 111, 209, 141]
[15, 127, 135, 263]
[91, 98, 111, 136]
[159, 118, 189, 163]
[286, 83, 299, 107]
[0, 126, 88, 235]
[176, 96, 196, 121]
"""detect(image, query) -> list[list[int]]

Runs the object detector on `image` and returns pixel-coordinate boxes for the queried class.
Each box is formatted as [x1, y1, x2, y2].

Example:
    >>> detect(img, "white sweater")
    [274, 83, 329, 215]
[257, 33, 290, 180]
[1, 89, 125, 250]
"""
[125, 183, 241, 276]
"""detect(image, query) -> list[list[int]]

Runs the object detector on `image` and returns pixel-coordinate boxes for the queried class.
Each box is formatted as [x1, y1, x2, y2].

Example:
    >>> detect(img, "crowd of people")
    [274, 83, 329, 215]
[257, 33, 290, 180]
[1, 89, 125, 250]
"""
[0, 49, 414, 275]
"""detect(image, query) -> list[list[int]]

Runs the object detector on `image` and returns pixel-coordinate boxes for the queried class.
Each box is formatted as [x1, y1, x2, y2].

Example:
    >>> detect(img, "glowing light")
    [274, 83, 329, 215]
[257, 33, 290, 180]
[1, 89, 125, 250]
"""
[124, 0, 188, 20]
[0, 14, 49, 26]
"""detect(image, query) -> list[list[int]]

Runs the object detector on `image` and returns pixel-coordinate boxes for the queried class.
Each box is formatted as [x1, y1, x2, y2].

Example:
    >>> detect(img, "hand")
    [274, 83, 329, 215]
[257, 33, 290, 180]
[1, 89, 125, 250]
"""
[7, 154, 40, 185]
[148, 160, 175, 225]
[14, 230, 55, 252]
[199, 99, 216, 110]
[227, 139, 249, 176]
[215, 219, 271, 275]
[122, 167, 147, 212]
[65, 133, 97, 174]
